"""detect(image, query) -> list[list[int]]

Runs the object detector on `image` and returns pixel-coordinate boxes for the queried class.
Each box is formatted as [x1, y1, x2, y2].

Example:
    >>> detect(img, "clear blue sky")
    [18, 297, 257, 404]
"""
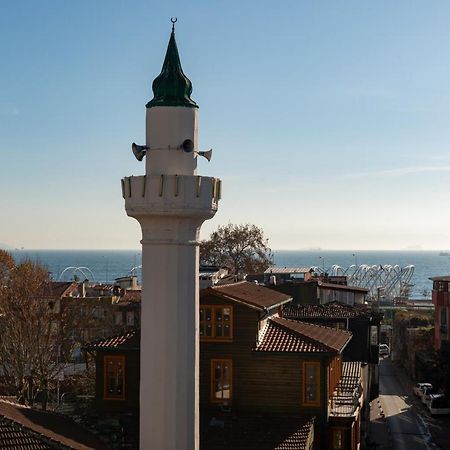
[1, 1, 450, 250]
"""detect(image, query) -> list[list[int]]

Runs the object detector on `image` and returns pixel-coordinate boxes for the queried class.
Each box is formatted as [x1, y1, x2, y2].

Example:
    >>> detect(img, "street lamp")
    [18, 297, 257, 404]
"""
[352, 253, 357, 267]
[319, 256, 325, 274]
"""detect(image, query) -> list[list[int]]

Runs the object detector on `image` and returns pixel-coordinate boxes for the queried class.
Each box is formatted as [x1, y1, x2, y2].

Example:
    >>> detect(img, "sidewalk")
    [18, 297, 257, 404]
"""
[367, 396, 393, 449]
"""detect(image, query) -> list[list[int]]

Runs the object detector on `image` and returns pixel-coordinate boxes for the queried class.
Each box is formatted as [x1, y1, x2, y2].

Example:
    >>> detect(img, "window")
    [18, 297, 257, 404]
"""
[440, 307, 448, 335]
[441, 308, 447, 325]
[332, 429, 345, 449]
[126, 311, 135, 326]
[104, 355, 125, 400]
[115, 311, 123, 325]
[370, 325, 378, 345]
[200, 306, 233, 340]
[211, 359, 232, 403]
[303, 361, 320, 406]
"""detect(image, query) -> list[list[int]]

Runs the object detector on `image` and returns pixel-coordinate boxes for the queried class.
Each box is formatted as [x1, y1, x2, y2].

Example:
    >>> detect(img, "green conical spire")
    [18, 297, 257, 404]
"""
[146, 24, 198, 109]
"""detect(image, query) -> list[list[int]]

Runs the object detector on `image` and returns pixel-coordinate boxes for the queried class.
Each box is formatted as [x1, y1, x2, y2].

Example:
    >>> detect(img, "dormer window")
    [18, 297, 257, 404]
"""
[200, 306, 233, 341]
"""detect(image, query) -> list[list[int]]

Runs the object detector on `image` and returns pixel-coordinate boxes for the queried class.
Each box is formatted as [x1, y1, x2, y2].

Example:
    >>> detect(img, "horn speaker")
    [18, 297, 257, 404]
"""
[132, 142, 149, 161]
[197, 149, 213, 162]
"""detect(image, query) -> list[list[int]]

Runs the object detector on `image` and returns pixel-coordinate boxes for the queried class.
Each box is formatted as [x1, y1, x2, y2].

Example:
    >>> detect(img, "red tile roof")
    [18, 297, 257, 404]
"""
[283, 302, 371, 320]
[40, 282, 77, 299]
[207, 281, 292, 310]
[0, 417, 53, 449]
[84, 329, 140, 350]
[201, 415, 314, 450]
[117, 290, 141, 305]
[256, 317, 351, 354]
[0, 400, 109, 449]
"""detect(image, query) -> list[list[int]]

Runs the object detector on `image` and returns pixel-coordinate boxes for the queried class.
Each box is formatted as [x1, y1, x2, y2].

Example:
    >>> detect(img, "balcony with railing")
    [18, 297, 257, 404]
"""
[330, 362, 363, 417]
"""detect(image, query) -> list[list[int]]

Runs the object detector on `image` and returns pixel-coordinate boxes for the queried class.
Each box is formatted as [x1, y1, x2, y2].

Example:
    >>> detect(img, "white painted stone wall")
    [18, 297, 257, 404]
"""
[124, 105, 219, 450]
[146, 106, 198, 176]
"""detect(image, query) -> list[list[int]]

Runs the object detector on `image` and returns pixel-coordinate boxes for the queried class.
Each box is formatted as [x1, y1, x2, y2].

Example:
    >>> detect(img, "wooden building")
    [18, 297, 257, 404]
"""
[200, 281, 362, 449]
[86, 282, 374, 449]
[282, 301, 382, 442]
[267, 279, 369, 306]
[282, 302, 381, 364]
[84, 330, 140, 415]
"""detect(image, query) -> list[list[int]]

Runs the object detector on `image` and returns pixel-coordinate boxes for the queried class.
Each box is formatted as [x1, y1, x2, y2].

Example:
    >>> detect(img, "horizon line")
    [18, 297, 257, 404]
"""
[4, 247, 449, 252]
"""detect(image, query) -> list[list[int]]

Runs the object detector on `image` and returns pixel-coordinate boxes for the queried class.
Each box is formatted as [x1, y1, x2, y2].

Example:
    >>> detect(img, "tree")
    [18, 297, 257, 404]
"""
[200, 223, 273, 275]
[0, 252, 77, 409]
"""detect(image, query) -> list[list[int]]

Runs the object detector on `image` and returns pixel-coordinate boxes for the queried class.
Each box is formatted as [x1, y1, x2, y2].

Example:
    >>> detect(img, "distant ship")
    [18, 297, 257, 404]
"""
[439, 252, 450, 256]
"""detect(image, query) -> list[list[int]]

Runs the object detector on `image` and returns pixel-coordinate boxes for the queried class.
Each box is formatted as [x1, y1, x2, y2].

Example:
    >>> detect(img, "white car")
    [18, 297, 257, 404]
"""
[413, 382, 433, 398]
[379, 344, 390, 357]
[428, 395, 450, 415]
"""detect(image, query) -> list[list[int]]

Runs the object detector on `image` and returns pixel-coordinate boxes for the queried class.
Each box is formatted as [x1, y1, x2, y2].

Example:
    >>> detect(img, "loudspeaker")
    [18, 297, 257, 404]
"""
[181, 139, 195, 153]
[132, 143, 149, 161]
[197, 149, 213, 162]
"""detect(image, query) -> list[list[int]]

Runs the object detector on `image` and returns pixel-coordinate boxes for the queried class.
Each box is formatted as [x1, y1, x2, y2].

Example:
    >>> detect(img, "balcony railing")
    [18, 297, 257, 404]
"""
[330, 384, 362, 417]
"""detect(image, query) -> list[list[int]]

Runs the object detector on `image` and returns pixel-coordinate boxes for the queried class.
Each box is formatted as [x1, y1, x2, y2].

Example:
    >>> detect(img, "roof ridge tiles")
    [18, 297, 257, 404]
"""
[283, 301, 371, 319]
[84, 329, 140, 350]
[274, 316, 352, 334]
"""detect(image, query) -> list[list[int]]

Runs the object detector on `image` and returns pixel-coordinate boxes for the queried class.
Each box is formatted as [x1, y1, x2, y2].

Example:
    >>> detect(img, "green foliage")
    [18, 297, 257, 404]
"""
[200, 223, 273, 275]
[395, 310, 434, 326]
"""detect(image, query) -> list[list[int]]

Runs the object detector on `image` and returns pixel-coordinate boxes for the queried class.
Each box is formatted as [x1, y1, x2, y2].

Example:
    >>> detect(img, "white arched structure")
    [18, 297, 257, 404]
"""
[58, 266, 96, 283]
[329, 264, 415, 301]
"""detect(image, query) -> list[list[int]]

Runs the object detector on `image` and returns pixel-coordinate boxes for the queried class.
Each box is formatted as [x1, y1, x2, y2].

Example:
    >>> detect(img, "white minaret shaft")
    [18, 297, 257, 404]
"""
[122, 23, 220, 450]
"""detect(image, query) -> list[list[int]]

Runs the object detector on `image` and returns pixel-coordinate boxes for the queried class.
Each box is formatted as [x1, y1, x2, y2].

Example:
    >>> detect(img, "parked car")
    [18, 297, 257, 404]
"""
[426, 393, 444, 409]
[413, 382, 433, 398]
[379, 344, 390, 357]
[421, 386, 439, 405]
[428, 395, 450, 415]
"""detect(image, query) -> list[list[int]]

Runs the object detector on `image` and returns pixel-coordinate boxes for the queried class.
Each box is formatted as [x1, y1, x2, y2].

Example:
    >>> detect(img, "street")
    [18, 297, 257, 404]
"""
[374, 358, 437, 450]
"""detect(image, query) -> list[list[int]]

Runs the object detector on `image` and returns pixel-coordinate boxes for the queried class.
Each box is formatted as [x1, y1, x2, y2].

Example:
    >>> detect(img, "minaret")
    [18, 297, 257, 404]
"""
[122, 21, 220, 450]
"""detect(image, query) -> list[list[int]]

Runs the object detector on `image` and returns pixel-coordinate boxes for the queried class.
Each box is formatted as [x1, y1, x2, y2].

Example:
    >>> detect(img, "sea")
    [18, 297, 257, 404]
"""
[7, 249, 450, 299]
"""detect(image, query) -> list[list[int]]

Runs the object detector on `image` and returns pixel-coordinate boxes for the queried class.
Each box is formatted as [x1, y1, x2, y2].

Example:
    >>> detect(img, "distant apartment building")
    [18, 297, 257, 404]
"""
[199, 265, 230, 289]
[40, 281, 141, 363]
[264, 267, 368, 306]
[430, 275, 450, 350]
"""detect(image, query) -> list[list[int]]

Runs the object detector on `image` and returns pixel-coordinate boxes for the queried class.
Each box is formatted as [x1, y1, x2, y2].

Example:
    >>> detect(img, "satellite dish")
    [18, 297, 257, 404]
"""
[132, 143, 149, 161]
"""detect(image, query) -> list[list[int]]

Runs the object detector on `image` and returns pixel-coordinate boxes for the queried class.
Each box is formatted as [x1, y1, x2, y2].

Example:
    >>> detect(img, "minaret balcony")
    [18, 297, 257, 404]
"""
[122, 174, 220, 220]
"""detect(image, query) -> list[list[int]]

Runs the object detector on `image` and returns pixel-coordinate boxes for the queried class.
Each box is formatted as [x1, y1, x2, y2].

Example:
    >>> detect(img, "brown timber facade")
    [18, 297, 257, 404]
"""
[199, 282, 358, 449]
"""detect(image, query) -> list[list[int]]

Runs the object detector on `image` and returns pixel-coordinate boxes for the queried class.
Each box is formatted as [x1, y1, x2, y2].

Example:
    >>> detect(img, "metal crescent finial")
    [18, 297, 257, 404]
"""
[171, 17, 177, 31]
